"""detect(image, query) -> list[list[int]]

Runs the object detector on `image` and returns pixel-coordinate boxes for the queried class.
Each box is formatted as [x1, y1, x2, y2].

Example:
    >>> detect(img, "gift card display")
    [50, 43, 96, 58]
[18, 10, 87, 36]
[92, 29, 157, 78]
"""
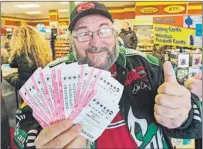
[192, 54, 201, 67]
[178, 54, 189, 68]
[189, 67, 200, 77]
[177, 68, 189, 85]
[19, 62, 124, 142]
[170, 52, 178, 64]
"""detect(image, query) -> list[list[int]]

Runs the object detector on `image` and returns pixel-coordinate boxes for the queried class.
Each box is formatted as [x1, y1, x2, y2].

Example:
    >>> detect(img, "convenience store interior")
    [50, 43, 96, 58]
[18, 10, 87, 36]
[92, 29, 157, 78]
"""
[1, 1, 202, 149]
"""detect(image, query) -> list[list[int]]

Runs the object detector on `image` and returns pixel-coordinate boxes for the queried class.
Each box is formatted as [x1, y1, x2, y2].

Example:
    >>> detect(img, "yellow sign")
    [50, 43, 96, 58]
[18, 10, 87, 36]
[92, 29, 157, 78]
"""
[140, 7, 158, 14]
[164, 5, 185, 13]
[153, 24, 200, 48]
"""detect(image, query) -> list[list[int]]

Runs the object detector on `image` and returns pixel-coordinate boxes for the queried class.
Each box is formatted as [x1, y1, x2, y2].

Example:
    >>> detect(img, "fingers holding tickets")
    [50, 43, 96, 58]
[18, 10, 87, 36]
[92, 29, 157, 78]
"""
[35, 119, 84, 149]
[35, 119, 73, 147]
[44, 124, 83, 148]
[64, 136, 86, 148]
[155, 61, 191, 129]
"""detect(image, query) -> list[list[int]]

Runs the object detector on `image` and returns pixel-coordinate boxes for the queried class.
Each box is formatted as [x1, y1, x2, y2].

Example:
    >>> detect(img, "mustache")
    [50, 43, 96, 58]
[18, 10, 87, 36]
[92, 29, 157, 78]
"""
[85, 46, 109, 53]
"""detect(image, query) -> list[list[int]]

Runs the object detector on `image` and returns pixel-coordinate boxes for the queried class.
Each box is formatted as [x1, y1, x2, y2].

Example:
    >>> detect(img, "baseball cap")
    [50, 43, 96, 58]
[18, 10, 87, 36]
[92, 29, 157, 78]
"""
[68, 1, 113, 32]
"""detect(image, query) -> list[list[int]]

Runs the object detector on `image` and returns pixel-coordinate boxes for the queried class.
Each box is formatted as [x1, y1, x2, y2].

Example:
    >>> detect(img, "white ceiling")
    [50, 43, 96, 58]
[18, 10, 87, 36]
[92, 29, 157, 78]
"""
[1, 2, 135, 19]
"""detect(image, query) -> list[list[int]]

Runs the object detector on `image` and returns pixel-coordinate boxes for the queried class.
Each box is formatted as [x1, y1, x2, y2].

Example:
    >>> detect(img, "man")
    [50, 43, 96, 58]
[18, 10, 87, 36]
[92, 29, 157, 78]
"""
[119, 22, 138, 49]
[14, 2, 202, 149]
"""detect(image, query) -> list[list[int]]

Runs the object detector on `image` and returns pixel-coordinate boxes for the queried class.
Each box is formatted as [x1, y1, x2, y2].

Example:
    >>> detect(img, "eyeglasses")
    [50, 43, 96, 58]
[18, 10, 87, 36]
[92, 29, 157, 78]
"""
[73, 28, 114, 42]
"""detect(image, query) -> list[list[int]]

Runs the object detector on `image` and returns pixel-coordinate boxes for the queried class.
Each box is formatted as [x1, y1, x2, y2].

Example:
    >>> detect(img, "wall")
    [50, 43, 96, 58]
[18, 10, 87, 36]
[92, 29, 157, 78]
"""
[1, 16, 69, 29]
[1, 2, 201, 29]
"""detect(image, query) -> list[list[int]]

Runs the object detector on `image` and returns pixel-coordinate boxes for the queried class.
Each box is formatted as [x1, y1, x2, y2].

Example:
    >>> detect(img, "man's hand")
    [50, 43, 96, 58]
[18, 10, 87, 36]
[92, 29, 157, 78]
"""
[154, 61, 191, 129]
[185, 71, 202, 101]
[35, 119, 86, 148]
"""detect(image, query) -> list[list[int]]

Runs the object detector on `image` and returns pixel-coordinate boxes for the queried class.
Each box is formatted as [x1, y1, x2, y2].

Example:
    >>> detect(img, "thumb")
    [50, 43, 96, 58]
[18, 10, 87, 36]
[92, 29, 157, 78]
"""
[163, 61, 177, 83]
[193, 71, 202, 80]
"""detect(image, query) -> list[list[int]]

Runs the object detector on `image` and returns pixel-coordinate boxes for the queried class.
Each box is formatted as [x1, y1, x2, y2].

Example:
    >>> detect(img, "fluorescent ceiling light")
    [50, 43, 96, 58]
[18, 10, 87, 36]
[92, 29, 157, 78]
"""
[25, 11, 42, 14]
[60, 2, 81, 4]
[15, 4, 41, 8]
[58, 9, 69, 12]
[75, 2, 81, 5]
[60, 2, 69, 4]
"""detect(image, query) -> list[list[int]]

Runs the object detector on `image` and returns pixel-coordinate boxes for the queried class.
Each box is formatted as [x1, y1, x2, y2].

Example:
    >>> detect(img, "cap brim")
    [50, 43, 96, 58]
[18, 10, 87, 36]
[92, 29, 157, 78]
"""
[68, 8, 113, 31]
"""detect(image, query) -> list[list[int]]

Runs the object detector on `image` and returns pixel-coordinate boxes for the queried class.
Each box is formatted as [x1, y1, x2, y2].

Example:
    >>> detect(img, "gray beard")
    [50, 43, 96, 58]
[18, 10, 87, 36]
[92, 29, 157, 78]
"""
[72, 40, 119, 70]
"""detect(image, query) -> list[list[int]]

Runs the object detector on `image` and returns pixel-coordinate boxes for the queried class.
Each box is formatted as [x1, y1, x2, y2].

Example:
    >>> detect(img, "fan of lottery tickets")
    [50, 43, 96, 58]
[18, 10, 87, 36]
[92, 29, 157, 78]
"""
[19, 62, 124, 141]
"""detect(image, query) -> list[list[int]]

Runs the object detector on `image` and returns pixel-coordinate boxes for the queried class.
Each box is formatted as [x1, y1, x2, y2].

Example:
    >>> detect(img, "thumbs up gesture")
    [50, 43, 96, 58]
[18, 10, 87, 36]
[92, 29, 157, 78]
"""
[154, 61, 191, 129]
[185, 71, 202, 101]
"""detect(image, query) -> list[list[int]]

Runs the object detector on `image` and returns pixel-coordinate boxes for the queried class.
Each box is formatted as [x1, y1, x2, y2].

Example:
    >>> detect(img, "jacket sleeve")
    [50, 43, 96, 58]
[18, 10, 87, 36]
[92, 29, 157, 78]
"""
[132, 31, 138, 50]
[4, 72, 24, 90]
[14, 103, 42, 149]
[152, 61, 202, 139]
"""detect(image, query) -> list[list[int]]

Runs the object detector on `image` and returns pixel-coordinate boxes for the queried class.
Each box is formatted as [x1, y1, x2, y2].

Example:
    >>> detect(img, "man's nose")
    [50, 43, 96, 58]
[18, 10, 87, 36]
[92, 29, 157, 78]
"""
[89, 33, 102, 47]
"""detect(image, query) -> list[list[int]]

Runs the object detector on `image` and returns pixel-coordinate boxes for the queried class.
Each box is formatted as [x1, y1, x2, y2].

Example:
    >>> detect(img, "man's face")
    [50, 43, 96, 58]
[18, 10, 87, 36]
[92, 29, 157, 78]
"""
[72, 14, 119, 70]
[123, 22, 129, 30]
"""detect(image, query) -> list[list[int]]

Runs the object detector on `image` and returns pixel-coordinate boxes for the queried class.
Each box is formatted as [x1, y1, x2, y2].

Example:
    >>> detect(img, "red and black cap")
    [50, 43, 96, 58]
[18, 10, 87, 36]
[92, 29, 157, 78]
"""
[68, 1, 113, 32]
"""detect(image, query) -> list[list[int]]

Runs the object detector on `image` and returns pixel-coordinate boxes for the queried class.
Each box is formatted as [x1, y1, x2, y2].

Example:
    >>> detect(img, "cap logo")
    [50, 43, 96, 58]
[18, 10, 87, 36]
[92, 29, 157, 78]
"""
[77, 2, 95, 13]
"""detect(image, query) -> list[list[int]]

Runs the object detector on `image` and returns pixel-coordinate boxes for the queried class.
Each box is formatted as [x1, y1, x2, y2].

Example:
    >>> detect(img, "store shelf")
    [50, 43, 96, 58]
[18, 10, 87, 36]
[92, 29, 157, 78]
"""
[54, 38, 71, 59]
[137, 44, 154, 46]
[133, 25, 154, 52]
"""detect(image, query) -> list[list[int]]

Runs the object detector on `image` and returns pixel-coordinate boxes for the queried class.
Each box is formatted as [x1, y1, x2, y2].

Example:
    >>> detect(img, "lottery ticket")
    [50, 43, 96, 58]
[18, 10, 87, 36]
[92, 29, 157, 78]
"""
[73, 96, 120, 142]
[19, 62, 124, 141]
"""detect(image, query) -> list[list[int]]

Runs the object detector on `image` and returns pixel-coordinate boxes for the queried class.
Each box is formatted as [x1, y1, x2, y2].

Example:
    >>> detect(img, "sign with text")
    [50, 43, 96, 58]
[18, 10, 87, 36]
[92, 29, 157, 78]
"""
[136, 4, 187, 15]
[164, 5, 185, 14]
[153, 16, 202, 48]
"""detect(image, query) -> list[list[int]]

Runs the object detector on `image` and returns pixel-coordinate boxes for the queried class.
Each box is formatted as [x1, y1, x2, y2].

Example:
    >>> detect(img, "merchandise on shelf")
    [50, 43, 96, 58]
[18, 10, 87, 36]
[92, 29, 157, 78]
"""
[54, 37, 71, 59]
[177, 54, 190, 68]
[189, 67, 200, 77]
[133, 25, 153, 54]
[1, 64, 18, 77]
[170, 51, 179, 64]
[166, 48, 202, 85]
[177, 67, 189, 85]
[171, 138, 195, 149]
[169, 49, 202, 66]
[191, 53, 201, 67]
[58, 21, 69, 36]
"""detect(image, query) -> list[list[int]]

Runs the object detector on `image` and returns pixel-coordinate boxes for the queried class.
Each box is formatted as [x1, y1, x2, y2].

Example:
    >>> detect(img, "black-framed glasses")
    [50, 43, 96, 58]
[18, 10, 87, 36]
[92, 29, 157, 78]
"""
[73, 28, 114, 42]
